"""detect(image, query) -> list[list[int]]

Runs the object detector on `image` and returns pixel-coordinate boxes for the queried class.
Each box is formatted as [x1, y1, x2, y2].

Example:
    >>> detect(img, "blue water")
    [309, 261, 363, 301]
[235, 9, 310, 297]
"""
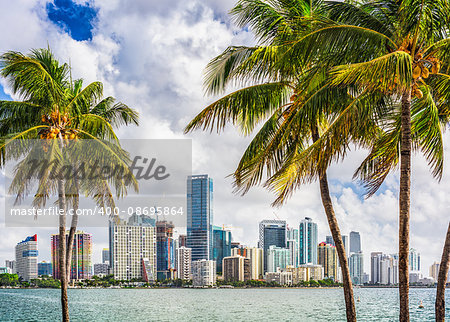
[0, 288, 448, 321]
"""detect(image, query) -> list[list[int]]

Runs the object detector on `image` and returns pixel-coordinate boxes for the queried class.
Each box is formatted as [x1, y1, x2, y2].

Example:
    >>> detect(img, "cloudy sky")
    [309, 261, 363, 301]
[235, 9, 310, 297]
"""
[0, 0, 448, 275]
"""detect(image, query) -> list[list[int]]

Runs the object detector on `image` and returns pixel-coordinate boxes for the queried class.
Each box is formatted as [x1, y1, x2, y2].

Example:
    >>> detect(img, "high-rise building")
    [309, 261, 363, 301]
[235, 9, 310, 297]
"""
[187, 175, 213, 261]
[299, 217, 318, 265]
[5, 260, 15, 274]
[192, 259, 216, 286]
[349, 251, 364, 285]
[212, 226, 232, 273]
[156, 221, 176, 280]
[15, 235, 38, 281]
[371, 252, 398, 285]
[178, 235, 187, 247]
[318, 242, 338, 280]
[51, 231, 92, 280]
[325, 235, 334, 246]
[349, 231, 361, 253]
[342, 235, 349, 257]
[109, 214, 157, 281]
[265, 270, 293, 286]
[38, 261, 52, 276]
[409, 248, 421, 272]
[429, 262, 440, 281]
[370, 252, 383, 284]
[286, 264, 324, 283]
[93, 263, 109, 276]
[231, 247, 263, 279]
[102, 248, 110, 264]
[223, 256, 251, 282]
[267, 246, 291, 273]
[287, 227, 299, 267]
[176, 246, 192, 280]
[259, 220, 286, 272]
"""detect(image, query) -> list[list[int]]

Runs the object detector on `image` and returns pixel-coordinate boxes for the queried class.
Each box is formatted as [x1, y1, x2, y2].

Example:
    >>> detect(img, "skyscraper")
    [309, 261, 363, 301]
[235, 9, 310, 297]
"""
[51, 231, 92, 280]
[38, 261, 52, 276]
[259, 220, 286, 272]
[156, 220, 175, 280]
[176, 246, 192, 280]
[370, 252, 383, 284]
[299, 217, 318, 265]
[178, 235, 187, 247]
[342, 235, 349, 257]
[212, 226, 232, 273]
[349, 251, 364, 285]
[102, 248, 110, 264]
[187, 175, 213, 261]
[349, 231, 361, 253]
[231, 247, 264, 279]
[429, 262, 440, 281]
[318, 242, 338, 280]
[371, 252, 398, 285]
[109, 214, 157, 281]
[267, 246, 291, 273]
[192, 259, 216, 286]
[223, 256, 251, 282]
[409, 248, 421, 271]
[325, 236, 335, 246]
[287, 227, 299, 267]
[15, 235, 38, 281]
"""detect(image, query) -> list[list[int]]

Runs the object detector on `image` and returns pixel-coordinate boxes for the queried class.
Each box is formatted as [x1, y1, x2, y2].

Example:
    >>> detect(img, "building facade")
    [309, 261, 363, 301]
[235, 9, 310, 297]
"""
[286, 264, 324, 284]
[259, 220, 286, 272]
[192, 259, 216, 286]
[287, 227, 299, 267]
[265, 269, 293, 286]
[176, 246, 192, 280]
[15, 235, 38, 281]
[109, 215, 157, 281]
[349, 231, 361, 253]
[187, 175, 213, 261]
[93, 263, 109, 276]
[299, 217, 318, 265]
[429, 262, 440, 281]
[318, 242, 338, 280]
[222, 256, 251, 282]
[231, 247, 263, 279]
[102, 248, 110, 264]
[349, 251, 364, 285]
[156, 221, 175, 280]
[212, 226, 232, 273]
[5, 260, 15, 274]
[38, 261, 52, 276]
[267, 246, 291, 273]
[52, 231, 92, 280]
[409, 248, 421, 272]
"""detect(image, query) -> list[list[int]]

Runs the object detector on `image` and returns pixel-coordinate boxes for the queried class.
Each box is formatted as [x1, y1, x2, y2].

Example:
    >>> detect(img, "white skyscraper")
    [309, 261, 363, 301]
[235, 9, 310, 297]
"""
[409, 248, 420, 272]
[192, 259, 216, 286]
[349, 251, 364, 285]
[110, 214, 157, 281]
[176, 246, 192, 280]
[267, 246, 291, 273]
[15, 235, 38, 281]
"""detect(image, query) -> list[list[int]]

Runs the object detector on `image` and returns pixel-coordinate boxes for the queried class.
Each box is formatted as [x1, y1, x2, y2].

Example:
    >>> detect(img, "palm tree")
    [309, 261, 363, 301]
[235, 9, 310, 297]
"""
[0, 48, 138, 321]
[435, 222, 449, 322]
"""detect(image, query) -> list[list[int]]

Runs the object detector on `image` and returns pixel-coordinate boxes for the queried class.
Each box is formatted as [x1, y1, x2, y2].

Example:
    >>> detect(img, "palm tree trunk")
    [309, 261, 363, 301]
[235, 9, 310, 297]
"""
[435, 222, 450, 322]
[399, 90, 412, 322]
[312, 125, 356, 322]
[58, 178, 69, 321]
[66, 177, 80, 284]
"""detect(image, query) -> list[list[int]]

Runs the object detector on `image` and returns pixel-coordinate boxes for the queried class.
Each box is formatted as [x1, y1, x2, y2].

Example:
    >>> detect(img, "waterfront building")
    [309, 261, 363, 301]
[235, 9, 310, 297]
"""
[178, 235, 187, 247]
[267, 246, 291, 273]
[318, 242, 338, 280]
[102, 248, 110, 264]
[38, 261, 52, 276]
[223, 256, 250, 282]
[409, 271, 422, 283]
[371, 252, 398, 285]
[349, 231, 361, 253]
[187, 175, 213, 261]
[52, 231, 92, 280]
[176, 246, 192, 280]
[93, 263, 109, 276]
[409, 248, 421, 272]
[264, 269, 292, 286]
[348, 251, 364, 285]
[370, 252, 383, 284]
[15, 234, 38, 281]
[299, 217, 318, 265]
[5, 260, 15, 274]
[287, 227, 299, 267]
[212, 226, 232, 273]
[156, 220, 176, 280]
[192, 259, 216, 286]
[231, 247, 263, 279]
[109, 214, 156, 281]
[429, 262, 440, 281]
[286, 264, 324, 283]
[259, 220, 286, 272]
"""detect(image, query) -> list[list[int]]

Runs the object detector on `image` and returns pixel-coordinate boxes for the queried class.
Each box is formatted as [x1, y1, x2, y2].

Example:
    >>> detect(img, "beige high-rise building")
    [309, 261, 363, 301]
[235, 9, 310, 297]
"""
[429, 262, 440, 281]
[318, 242, 338, 280]
[231, 247, 263, 279]
[110, 215, 157, 281]
[222, 256, 251, 282]
[176, 246, 192, 280]
[286, 264, 324, 284]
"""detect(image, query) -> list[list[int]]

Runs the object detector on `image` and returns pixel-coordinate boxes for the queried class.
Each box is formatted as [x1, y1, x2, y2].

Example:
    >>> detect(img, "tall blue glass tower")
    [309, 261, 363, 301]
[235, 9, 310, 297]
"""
[258, 220, 286, 273]
[212, 226, 232, 273]
[299, 217, 318, 265]
[187, 175, 213, 261]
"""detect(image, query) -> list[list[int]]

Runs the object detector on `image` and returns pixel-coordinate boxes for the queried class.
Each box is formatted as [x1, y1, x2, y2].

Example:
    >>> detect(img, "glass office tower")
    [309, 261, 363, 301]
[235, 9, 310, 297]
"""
[299, 217, 318, 265]
[258, 220, 286, 272]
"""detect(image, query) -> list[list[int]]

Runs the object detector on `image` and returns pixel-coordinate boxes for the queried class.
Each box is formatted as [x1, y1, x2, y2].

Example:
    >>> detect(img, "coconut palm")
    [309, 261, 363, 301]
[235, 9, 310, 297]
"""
[0, 48, 138, 321]
[435, 222, 449, 322]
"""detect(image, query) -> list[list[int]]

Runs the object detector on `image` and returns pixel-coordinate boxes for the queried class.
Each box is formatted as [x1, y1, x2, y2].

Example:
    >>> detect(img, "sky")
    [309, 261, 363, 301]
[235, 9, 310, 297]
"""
[0, 0, 448, 276]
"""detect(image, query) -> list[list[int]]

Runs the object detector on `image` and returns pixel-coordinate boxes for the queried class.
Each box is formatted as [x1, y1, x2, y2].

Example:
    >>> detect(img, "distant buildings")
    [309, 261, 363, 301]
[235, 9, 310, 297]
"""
[156, 220, 175, 280]
[222, 256, 250, 282]
[15, 235, 38, 281]
[265, 269, 292, 286]
[409, 248, 421, 272]
[178, 235, 187, 247]
[267, 246, 290, 273]
[5, 260, 15, 274]
[287, 227, 299, 267]
[38, 261, 52, 276]
[176, 246, 192, 280]
[348, 252, 364, 285]
[299, 217, 318, 265]
[102, 248, 110, 264]
[51, 231, 92, 280]
[318, 242, 338, 281]
[109, 214, 156, 281]
[259, 220, 286, 272]
[231, 247, 263, 279]
[286, 264, 324, 284]
[349, 231, 361, 254]
[212, 226, 232, 273]
[429, 262, 440, 281]
[187, 175, 213, 261]
[192, 259, 216, 286]
[370, 252, 398, 285]
[93, 263, 109, 276]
